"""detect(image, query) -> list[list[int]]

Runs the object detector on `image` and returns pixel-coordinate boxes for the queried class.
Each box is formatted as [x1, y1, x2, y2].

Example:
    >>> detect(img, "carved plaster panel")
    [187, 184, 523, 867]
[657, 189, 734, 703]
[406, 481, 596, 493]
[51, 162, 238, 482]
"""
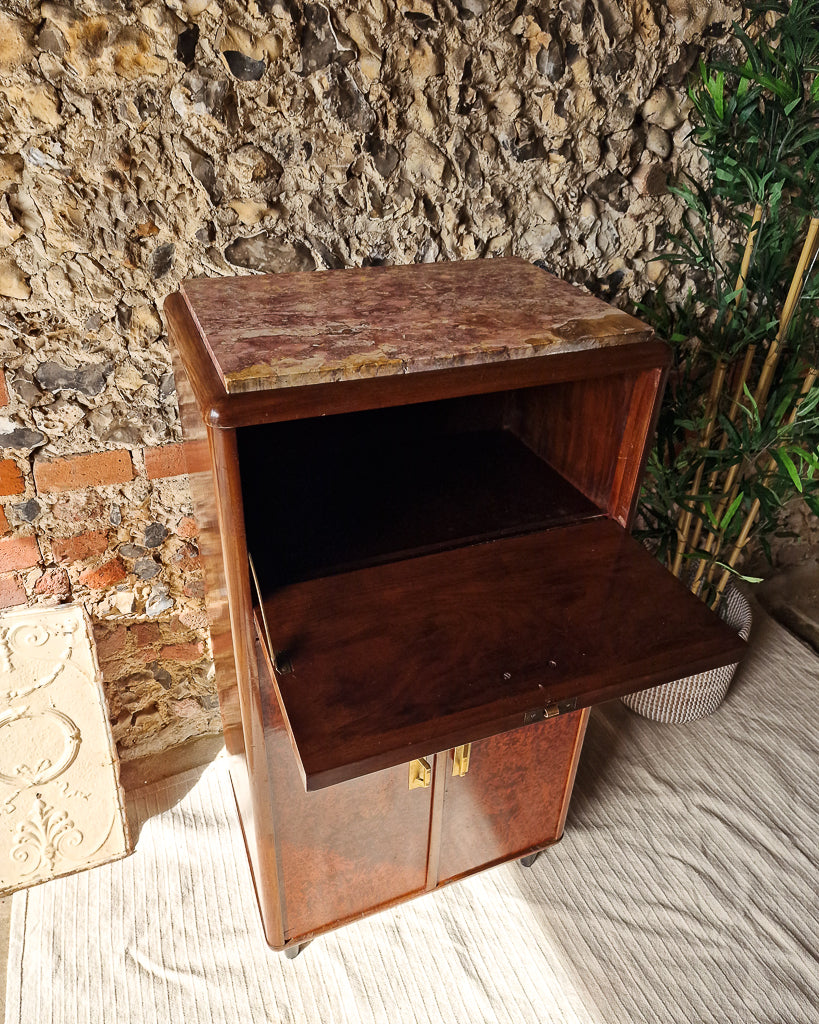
[0, 604, 130, 895]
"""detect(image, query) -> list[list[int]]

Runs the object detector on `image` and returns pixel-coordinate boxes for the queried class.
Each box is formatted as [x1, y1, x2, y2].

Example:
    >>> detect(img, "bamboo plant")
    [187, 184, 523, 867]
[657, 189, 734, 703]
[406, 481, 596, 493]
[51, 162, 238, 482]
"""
[637, 0, 819, 609]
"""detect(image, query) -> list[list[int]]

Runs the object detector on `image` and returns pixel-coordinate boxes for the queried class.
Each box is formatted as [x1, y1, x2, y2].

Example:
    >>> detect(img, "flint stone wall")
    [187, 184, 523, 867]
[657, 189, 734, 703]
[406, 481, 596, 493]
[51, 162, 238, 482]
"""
[7, 0, 799, 762]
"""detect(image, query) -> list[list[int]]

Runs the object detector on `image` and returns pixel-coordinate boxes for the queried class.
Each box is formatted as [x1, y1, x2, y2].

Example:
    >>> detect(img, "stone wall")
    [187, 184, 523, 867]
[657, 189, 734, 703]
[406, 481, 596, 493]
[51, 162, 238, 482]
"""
[0, 0, 750, 761]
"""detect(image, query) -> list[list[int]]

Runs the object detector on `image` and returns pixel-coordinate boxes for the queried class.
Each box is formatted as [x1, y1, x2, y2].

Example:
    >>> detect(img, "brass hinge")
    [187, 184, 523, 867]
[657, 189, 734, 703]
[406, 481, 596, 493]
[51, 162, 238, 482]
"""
[408, 757, 432, 789]
[452, 743, 471, 777]
[523, 697, 578, 726]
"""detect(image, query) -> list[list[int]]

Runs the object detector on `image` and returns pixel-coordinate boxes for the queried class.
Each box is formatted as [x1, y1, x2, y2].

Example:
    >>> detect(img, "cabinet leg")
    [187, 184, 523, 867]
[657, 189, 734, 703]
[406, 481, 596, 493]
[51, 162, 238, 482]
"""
[283, 942, 307, 959]
[519, 852, 541, 868]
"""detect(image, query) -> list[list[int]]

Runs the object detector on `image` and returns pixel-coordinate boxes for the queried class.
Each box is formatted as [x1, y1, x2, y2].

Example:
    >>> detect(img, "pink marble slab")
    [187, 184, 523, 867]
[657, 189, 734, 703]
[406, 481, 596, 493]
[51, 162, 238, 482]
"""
[179, 257, 652, 396]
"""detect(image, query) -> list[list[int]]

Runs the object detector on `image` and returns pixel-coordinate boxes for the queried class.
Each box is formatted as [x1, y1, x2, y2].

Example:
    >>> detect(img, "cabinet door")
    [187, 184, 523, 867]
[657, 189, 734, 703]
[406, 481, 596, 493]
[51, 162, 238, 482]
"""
[436, 710, 588, 884]
[264, 696, 434, 942]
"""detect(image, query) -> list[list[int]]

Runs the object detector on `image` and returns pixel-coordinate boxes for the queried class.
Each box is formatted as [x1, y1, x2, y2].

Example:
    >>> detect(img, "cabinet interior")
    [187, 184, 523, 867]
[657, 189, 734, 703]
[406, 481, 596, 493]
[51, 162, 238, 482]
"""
[229, 374, 743, 792]
[238, 382, 625, 595]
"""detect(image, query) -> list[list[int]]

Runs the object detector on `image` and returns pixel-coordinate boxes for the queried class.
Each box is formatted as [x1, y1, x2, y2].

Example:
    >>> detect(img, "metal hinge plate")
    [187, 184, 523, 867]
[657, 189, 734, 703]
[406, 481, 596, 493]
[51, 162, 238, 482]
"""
[523, 697, 578, 725]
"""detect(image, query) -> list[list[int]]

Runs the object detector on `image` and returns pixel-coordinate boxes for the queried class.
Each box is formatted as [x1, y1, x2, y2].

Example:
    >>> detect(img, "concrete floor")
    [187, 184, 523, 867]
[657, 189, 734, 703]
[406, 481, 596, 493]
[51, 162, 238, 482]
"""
[1, 562, 817, 1019]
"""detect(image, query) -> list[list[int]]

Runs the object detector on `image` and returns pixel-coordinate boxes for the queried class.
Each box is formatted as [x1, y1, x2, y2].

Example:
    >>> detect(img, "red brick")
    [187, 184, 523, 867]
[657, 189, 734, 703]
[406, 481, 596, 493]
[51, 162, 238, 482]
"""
[33, 567, 71, 600]
[176, 515, 199, 539]
[0, 460, 24, 496]
[52, 530, 108, 564]
[0, 373, 8, 408]
[183, 579, 205, 599]
[158, 641, 204, 663]
[94, 624, 128, 663]
[34, 450, 134, 494]
[0, 506, 8, 536]
[134, 622, 161, 646]
[144, 443, 186, 480]
[0, 573, 26, 609]
[0, 535, 41, 573]
[78, 556, 127, 589]
[168, 615, 187, 634]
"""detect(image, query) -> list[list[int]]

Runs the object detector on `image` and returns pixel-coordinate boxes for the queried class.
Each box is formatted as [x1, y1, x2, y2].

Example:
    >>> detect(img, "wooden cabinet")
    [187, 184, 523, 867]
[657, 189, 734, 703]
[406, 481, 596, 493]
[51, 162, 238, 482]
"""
[166, 257, 745, 955]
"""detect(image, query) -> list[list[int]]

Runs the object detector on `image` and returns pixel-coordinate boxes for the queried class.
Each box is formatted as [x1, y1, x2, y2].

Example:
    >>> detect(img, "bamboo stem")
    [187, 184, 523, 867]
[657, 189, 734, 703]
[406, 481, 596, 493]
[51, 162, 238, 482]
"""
[732, 204, 764, 314]
[671, 206, 763, 580]
[710, 366, 818, 607]
[688, 343, 758, 558]
[670, 359, 726, 577]
[753, 217, 819, 413]
[695, 219, 819, 592]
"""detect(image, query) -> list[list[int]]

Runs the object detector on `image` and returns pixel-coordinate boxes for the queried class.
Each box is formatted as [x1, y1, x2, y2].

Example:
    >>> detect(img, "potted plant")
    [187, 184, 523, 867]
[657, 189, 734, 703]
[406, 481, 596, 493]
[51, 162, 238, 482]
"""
[625, 0, 819, 722]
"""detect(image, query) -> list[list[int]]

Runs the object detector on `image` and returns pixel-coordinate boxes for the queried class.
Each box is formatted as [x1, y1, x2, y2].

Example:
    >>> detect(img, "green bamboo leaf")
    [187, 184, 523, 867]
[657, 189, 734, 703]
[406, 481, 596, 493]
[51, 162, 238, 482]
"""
[743, 384, 760, 422]
[712, 561, 765, 584]
[802, 450, 819, 472]
[775, 449, 804, 492]
[773, 393, 793, 424]
[720, 491, 745, 529]
[718, 413, 742, 449]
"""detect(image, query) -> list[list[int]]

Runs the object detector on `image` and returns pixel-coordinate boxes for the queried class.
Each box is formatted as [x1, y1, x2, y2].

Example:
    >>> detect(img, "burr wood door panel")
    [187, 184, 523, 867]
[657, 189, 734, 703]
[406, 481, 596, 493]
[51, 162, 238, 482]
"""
[435, 711, 588, 884]
[263, 696, 434, 942]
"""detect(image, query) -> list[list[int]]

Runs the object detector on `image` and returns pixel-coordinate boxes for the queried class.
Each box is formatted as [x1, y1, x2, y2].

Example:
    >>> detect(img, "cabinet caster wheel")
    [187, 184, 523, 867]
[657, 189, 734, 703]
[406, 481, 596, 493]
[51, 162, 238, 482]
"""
[284, 942, 307, 959]
[519, 852, 541, 868]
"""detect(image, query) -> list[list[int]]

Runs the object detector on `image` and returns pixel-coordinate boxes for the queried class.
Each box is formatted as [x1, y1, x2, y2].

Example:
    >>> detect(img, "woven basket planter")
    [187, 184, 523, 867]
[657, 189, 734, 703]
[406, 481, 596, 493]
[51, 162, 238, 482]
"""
[621, 585, 753, 724]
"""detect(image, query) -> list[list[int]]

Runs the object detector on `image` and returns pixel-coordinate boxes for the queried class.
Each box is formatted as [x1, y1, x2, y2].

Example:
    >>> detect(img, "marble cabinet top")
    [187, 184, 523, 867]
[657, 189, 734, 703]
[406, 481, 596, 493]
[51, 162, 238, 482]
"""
[178, 258, 651, 396]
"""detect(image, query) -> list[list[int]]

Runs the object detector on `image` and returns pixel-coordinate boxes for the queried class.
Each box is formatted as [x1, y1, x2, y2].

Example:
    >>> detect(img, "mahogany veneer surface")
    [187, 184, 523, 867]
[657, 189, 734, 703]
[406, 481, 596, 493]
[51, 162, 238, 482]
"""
[179, 258, 653, 395]
[436, 712, 587, 883]
[260, 669, 432, 939]
[258, 517, 746, 791]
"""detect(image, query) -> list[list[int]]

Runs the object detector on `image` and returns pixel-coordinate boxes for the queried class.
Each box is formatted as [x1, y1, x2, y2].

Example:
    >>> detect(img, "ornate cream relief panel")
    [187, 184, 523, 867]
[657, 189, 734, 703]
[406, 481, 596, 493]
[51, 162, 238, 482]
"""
[0, 604, 130, 895]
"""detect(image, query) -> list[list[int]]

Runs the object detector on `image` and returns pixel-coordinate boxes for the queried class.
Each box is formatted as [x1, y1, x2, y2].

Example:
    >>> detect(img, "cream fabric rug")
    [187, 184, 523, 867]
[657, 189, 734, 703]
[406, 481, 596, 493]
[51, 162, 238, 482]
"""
[6, 608, 819, 1024]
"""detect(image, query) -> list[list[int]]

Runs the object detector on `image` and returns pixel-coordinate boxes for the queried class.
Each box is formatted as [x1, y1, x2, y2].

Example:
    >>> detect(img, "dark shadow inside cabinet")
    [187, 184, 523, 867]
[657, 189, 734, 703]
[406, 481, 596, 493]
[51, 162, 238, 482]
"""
[238, 386, 607, 596]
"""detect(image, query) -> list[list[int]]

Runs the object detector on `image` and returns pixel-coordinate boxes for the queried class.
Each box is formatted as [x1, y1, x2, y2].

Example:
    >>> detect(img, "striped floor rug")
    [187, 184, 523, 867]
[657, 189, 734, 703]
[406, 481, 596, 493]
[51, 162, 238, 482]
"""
[6, 608, 818, 1024]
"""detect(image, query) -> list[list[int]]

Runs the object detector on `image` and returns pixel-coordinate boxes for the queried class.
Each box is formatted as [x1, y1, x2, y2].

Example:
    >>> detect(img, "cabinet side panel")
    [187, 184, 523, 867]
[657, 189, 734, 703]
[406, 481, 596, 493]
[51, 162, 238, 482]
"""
[171, 345, 243, 755]
[263, 690, 433, 942]
[608, 366, 667, 529]
[436, 712, 586, 883]
[511, 375, 637, 514]
[208, 432, 287, 946]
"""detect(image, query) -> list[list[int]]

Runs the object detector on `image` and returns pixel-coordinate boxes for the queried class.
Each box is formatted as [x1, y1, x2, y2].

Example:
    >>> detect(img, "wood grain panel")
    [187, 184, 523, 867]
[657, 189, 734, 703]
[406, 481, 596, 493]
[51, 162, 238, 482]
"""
[436, 712, 586, 883]
[257, 643, 432, 944]
[259, 518, 746, 791]
[202, 429, 287, 946]
[511, 374, 636, 513]
[607, 366, 667, 528]
[167, 295, 243, 753]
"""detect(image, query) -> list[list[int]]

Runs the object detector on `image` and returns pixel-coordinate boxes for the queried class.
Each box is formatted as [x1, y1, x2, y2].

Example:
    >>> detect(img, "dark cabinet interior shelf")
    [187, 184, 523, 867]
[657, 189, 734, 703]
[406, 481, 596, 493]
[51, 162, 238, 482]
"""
[240, 397, 604, 589]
